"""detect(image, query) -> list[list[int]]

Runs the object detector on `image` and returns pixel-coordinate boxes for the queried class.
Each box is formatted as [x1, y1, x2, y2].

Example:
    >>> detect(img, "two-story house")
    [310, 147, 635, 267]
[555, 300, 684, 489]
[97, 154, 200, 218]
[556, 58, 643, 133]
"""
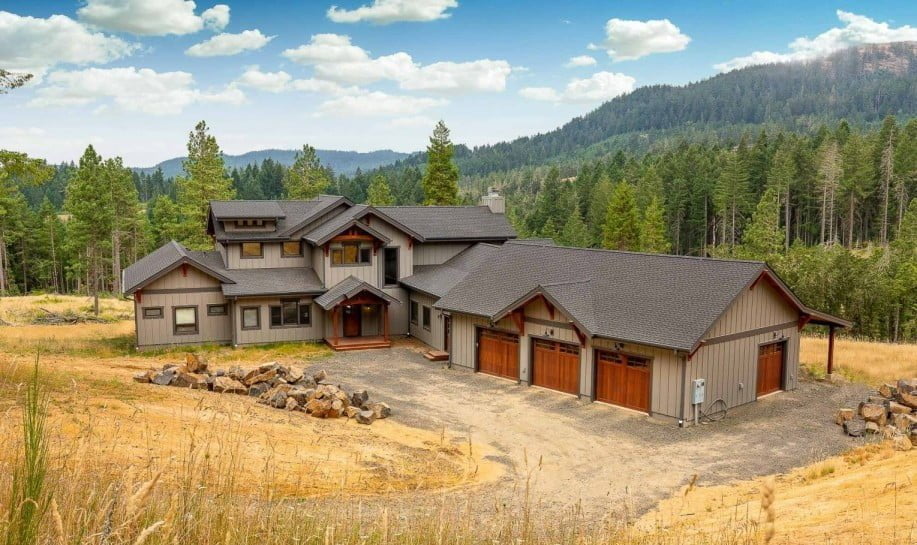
[124, 192, 848, 424]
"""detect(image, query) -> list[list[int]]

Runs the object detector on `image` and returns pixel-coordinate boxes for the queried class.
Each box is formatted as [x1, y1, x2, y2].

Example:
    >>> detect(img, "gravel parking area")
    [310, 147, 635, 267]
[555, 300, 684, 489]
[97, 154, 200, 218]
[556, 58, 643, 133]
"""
[305, 342, 869, 518]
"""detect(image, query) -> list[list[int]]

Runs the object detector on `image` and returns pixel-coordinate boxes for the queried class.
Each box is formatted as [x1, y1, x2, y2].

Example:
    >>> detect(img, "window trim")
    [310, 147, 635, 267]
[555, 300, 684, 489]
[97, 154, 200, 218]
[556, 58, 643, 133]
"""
[281, 240, 303, 258]
[269, 300, 312, 329]
[410, 301, 419, 325]
[383, 246, 399, 286]
[142, 306, 163, 319]
[207, 303, 227, 316]
[422, 305, 431, 331]
[240, 242, 263, 259]
[240, 306, 261, 330]
[330, 241, 372, 267]
[172, 305, 199, 335]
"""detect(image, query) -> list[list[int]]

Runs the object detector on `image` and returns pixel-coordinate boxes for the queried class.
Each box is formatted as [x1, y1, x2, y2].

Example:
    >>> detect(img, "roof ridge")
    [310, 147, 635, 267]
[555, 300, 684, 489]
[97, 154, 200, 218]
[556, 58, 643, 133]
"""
[509, 242, 767, 266]
[540, 279, 592, 287]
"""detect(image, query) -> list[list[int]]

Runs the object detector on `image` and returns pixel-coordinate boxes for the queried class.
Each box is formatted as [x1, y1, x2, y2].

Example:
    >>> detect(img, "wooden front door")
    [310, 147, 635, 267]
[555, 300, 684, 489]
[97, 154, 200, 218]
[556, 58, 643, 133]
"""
[594, 350, 651, 412]
[443, 315, 452, 352]
[757, 342, 785, 397]
[531, 339, 580, 394]
[477, 328, 519, 380]
[343, 306, 361, 337]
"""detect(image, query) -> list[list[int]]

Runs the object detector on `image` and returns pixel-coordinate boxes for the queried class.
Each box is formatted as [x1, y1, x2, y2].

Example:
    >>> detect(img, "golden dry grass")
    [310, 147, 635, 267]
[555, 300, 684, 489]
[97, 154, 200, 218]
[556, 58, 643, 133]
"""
[0, 294, 133, 324]
[639, 443, 917, 544]
[801, 335, 917, 384]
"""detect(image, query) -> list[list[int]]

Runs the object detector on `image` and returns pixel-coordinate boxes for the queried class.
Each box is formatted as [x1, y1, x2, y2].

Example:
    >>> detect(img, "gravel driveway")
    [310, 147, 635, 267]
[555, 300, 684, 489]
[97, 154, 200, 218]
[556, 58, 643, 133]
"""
[304, 342, 869, 518]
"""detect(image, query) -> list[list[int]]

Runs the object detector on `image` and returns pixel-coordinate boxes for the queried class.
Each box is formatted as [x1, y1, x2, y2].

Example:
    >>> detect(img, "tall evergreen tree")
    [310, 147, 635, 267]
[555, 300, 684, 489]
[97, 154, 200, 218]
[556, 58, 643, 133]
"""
[422, 121, 460, 205]
[638, 196, 670, 254]
[283, 146, 330, 200]
[0, 151, 52, 294]
[150, 195, 182, 246]
[602, 181, 640, 251]
[714, 149, 750, 247]
[741, 186, 785, 258]
[768, 144, 797, 250]
[556, 210, 591, 247]
[104, 157, 140, 293]
[175, 121, 234, 249]
[366, 174, 395, 206]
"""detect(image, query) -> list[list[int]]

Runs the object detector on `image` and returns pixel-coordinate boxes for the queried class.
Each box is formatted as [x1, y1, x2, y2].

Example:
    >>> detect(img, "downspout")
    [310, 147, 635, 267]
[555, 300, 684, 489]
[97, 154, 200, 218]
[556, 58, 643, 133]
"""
[678, 352, 687, 427]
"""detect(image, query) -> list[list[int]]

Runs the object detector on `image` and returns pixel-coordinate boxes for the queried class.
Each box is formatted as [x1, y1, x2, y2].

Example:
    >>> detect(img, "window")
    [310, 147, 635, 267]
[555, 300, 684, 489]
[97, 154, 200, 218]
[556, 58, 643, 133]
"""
[422, 306, 431, 331]
[330, 242, 371, 266]
[173, 306, 198, 335]
[207, 304, 227, 316]
[241, 242, 262, 258]
[410, 301, 419, 325]
[241, 306, 260, 330]
[383, 247, 399, 285]
[269, 300, 311, 327]
[142, 307, 163, 319]
[282, 240, 302, 257]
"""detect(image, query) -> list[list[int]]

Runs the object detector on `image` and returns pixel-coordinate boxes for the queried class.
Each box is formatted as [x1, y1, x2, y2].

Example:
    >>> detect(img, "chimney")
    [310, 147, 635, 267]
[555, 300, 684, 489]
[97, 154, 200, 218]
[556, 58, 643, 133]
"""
[480, 187, 505, 214]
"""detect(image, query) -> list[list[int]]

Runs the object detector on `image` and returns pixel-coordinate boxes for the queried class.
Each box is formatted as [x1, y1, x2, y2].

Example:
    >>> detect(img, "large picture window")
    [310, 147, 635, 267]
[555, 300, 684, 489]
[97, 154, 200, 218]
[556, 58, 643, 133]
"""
[241, 306, 260, 330]
[282, 241, 302, 257]
[173, 306, 198, 335]
[331, 242, 371, 266]
[270, 300, 311, 327]
[383, 247, 399, 285]
[241, 242, 263, 258]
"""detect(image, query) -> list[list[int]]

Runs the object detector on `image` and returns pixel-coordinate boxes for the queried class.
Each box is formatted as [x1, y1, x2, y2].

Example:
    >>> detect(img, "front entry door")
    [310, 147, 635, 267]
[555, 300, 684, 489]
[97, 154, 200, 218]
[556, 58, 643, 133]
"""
[343, 306, 361, 337]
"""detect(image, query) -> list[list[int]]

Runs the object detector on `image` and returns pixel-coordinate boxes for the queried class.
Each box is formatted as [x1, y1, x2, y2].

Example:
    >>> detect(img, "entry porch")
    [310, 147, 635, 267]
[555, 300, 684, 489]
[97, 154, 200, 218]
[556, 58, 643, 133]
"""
[315, 276, 399, 351]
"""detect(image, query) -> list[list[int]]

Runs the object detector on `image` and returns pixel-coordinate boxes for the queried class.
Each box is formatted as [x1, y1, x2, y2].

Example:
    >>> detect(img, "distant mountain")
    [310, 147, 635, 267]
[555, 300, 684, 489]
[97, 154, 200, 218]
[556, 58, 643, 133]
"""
[389, 42, 917, 178]
[135, 148, 410, 178]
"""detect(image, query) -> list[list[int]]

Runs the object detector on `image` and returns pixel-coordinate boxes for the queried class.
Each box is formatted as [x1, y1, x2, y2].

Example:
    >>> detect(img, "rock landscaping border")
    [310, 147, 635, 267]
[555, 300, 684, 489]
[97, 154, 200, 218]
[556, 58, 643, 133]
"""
[837, 377, 916, 451]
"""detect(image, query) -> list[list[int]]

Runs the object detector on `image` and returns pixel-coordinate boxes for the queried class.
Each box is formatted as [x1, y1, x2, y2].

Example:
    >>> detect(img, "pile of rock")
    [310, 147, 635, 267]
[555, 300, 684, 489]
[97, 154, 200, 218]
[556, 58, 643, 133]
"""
[836, 378, 916, 451]
[133, 354, 390, 425]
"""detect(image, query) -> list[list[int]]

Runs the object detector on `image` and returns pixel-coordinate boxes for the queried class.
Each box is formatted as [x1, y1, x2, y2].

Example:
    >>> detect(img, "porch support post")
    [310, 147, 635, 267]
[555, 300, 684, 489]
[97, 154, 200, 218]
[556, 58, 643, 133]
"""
[827, 325, 835, 376]
[332, 307, 340, 345]
[383, 303, 390, 342]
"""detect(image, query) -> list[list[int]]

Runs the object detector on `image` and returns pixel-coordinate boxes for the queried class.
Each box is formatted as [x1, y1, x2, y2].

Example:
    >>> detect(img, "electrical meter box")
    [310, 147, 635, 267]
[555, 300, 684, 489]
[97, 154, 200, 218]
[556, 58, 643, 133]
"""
[692, 378, 706, 405]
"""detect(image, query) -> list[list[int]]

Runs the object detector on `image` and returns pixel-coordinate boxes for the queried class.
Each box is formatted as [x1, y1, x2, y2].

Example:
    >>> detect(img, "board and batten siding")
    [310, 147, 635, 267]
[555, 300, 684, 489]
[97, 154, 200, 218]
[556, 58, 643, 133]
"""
[233, 297, 324, 345]
[683, 280, 801, 419]
[226, 242, 310, 269]
[408, 292, 443, 349]
[413, 242, 471, 266]
[135, 266, 231, 347]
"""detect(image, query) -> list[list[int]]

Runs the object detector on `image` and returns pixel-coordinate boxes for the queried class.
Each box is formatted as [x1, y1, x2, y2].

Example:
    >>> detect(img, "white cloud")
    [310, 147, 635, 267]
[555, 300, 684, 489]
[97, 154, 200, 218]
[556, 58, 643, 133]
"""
[519, 71, 635, 104]
[566, 55, 597, 68]
[387, 115, 435, 128]
[317, 90, 446, 117]
[77, 0, 230, 36]
[186, 29, 274, 57]
[282, 33, 511, 93]
[715, 10, 917, 72]
[327, 0, 457, 24]
[29, 67, 244, 115]
[233, 66, 359, 95]
[0, 11, 135, 78]
[598, 18, 690, 61]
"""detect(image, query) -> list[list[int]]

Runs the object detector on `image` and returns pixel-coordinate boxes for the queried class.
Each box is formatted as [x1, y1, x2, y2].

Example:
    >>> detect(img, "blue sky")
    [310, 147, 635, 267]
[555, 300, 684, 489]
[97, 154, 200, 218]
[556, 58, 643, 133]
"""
[2, 0, 916, 166]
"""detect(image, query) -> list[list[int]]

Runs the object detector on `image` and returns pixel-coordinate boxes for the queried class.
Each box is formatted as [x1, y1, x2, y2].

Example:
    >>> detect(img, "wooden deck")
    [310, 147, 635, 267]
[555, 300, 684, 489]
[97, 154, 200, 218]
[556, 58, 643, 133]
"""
[326, 336, 392, 351]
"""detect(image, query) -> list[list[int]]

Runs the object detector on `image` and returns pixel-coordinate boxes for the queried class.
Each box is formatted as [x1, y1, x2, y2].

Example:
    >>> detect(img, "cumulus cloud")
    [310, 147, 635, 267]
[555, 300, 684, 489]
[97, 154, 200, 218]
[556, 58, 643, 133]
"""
[29, 67, 244, 115]
[317, 90, 446, 117]
[77, 0, 230, 36]
[327, 0, 457, 24]
[714, 10, 917, 72]
[519, 71, 635, 104]
[596, 17, 690, 61]
[0, 11, 135, 78]
[186, 29, 274, 57]
[282, 33, 511, 93]
[566, 55, 597, 68]
[233, 66, 359, 95]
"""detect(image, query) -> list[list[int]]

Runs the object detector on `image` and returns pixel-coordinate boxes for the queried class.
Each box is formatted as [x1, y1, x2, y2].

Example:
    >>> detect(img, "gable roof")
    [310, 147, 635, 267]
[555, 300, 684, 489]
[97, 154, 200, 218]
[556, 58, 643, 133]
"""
[122, 240, 235, 294]
[375, 206, 517, 241]
[208, 196, 350, 241]
[303, 205, 392, 245]
[399, 243, 501, 298]
[210, 200, 285, 219]
[314, 276, 399, 309]
[221, 267, 323, 297]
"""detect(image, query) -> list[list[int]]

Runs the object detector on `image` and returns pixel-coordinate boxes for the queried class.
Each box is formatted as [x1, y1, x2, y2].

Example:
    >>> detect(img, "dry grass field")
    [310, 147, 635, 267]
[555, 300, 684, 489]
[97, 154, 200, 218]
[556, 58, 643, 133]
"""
[0, 294, 133, 325]
[801, 335, 917, 384]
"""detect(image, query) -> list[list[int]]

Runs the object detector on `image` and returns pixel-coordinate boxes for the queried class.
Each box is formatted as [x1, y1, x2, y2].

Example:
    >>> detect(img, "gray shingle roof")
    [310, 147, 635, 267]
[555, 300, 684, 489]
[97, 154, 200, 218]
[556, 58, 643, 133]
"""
[122, 241, 234, 294]
[315, 276, 399, 310]
[209, 196, 348, 241]
[210, 201, 285, 219]
[399, 243, 501, 298]
[375, 206, 516, 241]
[302, 205, 392, 245]
[434, 243, 768, 352]
[221, 267, 323, 297]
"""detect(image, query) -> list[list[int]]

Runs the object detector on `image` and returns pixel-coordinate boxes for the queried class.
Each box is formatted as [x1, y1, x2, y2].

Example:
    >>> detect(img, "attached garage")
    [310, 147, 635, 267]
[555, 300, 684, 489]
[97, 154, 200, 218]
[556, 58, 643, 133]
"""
[756, 341, 785, 397]
[476, 328, 519, 380]
[531, 338, 580, 394]
[594, 350, 651, 412]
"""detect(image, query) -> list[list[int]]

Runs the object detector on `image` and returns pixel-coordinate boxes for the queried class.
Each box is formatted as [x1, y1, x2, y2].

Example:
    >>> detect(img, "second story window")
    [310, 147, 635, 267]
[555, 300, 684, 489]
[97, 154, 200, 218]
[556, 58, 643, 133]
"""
[383, 247, 399, 285]
[331, 242, 371, 266]
[241, 242, 263, 258]
[282, 241, 302, 257]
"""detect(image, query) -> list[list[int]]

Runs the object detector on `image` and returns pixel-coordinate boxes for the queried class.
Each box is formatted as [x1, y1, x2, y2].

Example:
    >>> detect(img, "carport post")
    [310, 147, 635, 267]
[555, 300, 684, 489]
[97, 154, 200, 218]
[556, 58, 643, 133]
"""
[827, 325, 835, 376]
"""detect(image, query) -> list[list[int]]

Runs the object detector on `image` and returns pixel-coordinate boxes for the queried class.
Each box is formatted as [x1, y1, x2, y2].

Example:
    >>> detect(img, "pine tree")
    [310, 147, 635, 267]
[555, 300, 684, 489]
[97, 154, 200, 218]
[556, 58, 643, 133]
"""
[0, 151, 51, 294]
[422, 121, 460, 205]
[175, 121, 234, 249]
[104, 157, 140, 293]
[283, 145, 330, 200]
[767, 145, 796, 250]
[366, 174, 395, 206]
[586, 174, 614, 245]
[638, 196, 670, 254]
[816, 139, 842, 245]
[714, 150, 750, 248]
[150, 195, 182, 246]
[557, 210, 591, 247]
[601, 182, 640, 251]
[839, 133, 873, 246]
[742, 186, 785, 258]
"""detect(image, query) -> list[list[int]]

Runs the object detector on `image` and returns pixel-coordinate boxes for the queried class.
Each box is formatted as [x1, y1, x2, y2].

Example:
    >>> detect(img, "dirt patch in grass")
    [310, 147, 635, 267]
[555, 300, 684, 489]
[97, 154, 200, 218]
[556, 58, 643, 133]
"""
[639, 443, 916, 543]
[801, 335, 917, 385]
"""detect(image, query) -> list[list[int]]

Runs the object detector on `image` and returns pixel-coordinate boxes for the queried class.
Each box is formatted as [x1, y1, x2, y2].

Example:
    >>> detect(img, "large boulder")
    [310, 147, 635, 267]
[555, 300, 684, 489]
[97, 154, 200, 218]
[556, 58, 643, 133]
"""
[244, 368, 278, 387]
[860, 403, 888, 426]
[306, 398, 332, 418]
[891, 413, 917, 433]
[897, 390, 917, 410]
[343, 406, 361, 418]
[151, 368, 177, 386]
[865, 421, 880, 434]
[366, 401, 391, 419]
[286, 368, 304, 384]
[835, 408, 855, 426]
[350, 390, 369, 408]
[269, 390, 288, 409]
[213, 376, 246, 394]
[355, 410, 376, 425]
[227, 366, 247, 381]
[312, 369, 328, 383]
[185, 353, 207, 374]
[888, 401, 912, 415]
[897, 378, 917, 394]
[285, 397, 300, 411]
[844, 419, 867, 437]
[878, 383, 898, 399]
[133, 370, 154, 383]
[173, 371, 208, 389]
[248, 382, 270, 397]
[287, 387, 315, 405]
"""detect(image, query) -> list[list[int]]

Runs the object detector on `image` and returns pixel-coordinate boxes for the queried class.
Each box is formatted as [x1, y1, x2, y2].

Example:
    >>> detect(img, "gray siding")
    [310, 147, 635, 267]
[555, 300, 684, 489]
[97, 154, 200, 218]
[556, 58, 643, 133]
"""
[408, 292, 443, 349]
[226, 242, 310, 269]
[413, 242, 471, 266]
[135, 266, 231, 347]
[233, 297, 324, 345]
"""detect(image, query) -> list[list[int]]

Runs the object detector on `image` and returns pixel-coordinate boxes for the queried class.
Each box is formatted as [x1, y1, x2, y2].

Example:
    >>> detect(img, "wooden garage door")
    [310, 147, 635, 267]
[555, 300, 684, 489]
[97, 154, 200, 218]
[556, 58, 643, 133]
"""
[757, 342, 784, 397]
[594, 350, 651, 412]
[477, 328, 519, 380]
[531, 339, 580, 394]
